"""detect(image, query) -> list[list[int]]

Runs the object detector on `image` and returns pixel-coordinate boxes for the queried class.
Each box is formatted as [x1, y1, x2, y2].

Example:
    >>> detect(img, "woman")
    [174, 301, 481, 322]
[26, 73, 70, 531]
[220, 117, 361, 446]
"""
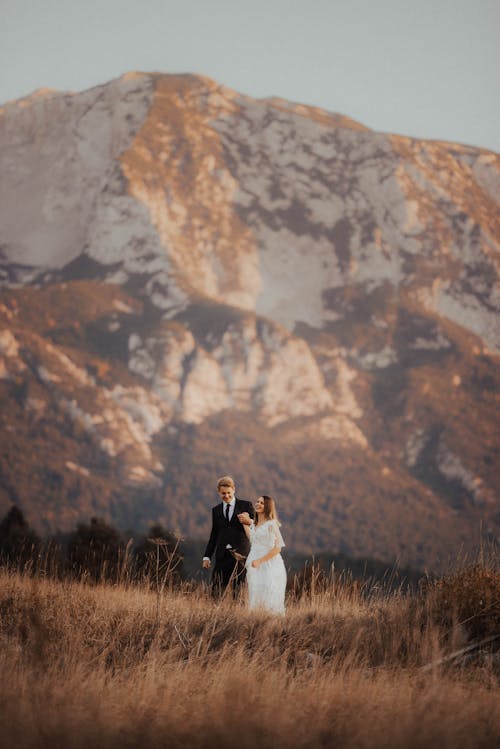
[237, 495, 287, 615]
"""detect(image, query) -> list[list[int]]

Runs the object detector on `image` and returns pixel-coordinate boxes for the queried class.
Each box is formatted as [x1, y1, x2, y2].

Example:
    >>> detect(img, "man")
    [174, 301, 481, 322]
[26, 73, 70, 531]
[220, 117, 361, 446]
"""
[202, 475, 254, 595]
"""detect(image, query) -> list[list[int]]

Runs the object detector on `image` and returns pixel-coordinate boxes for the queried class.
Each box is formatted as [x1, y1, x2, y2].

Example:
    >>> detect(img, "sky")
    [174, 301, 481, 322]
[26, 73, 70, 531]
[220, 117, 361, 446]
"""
[1, 0, 499, 152]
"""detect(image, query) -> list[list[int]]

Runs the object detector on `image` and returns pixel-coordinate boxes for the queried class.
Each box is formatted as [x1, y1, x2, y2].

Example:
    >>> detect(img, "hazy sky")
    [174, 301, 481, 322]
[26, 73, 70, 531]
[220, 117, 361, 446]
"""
[1, 0, 499, 151]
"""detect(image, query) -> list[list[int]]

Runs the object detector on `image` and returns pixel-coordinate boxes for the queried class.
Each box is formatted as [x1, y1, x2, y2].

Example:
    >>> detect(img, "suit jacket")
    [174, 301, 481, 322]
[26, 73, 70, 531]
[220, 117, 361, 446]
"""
[204, 498, 255, 563]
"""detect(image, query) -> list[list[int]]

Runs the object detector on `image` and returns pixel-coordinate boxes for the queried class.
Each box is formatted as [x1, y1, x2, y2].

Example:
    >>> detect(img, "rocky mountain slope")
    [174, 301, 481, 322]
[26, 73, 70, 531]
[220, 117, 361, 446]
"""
[0, 73, 498, 570]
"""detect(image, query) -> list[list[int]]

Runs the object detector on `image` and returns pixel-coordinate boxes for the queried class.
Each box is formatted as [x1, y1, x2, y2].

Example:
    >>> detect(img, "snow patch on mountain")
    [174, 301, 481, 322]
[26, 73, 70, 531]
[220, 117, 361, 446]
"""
[352, 346, 398, 370]
[437, 439, 485, 507]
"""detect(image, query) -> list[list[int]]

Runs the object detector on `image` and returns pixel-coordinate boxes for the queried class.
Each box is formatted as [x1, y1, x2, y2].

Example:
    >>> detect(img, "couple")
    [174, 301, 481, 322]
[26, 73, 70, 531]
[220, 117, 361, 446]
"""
[202, 476, 286, 615]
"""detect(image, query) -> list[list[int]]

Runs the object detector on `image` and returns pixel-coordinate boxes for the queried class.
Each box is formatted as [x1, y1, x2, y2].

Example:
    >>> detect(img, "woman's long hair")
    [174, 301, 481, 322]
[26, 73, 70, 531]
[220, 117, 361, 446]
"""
[255, 495, 281, 526]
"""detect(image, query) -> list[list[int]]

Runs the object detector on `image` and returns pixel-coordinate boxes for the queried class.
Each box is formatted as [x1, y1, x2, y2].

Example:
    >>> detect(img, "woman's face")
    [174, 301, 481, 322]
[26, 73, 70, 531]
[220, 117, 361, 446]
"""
[255, 497, 265, 514]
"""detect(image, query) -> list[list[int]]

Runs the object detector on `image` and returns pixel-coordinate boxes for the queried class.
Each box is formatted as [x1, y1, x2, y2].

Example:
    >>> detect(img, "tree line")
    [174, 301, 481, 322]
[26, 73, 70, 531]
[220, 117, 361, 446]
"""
[0, 505, 185, 585]
[0, 504, 425, 592]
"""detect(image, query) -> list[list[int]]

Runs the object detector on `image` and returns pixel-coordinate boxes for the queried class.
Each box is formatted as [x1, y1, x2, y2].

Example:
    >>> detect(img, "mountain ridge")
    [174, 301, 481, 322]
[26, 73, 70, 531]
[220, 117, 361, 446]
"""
[0, 72, 498, 570]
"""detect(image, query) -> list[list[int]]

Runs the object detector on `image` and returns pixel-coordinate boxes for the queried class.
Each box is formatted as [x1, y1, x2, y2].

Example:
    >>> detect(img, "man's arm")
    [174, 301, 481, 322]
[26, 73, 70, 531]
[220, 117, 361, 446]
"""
[239, 518, 252, 541]
[202, 507, 217, 567]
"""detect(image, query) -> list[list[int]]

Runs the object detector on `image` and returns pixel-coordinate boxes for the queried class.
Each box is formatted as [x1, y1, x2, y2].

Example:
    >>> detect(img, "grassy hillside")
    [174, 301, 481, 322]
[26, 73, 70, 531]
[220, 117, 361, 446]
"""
[0, 558, 498, 748]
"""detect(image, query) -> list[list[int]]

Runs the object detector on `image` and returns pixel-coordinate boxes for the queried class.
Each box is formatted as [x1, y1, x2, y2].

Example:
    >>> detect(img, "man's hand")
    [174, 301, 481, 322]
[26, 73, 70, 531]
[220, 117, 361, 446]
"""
[202, 558, 211, 569]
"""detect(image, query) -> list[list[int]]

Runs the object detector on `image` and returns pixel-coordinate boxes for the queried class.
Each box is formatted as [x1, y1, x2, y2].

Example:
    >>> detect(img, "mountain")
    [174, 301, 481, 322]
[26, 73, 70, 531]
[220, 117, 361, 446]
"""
[0, 72, 498, 570]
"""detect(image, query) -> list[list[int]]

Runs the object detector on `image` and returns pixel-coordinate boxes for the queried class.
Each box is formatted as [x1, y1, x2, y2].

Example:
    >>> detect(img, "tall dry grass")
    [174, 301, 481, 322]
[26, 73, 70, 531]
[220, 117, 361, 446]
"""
[0, 563, 498, 749]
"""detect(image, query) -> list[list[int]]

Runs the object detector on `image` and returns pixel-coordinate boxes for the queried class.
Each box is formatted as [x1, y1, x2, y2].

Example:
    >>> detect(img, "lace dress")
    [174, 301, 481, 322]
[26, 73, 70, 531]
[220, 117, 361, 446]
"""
[246, 519, 286, 615]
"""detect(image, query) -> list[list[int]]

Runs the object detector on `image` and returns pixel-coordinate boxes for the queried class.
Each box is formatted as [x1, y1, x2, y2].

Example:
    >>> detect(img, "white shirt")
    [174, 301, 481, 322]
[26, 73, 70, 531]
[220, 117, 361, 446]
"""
[223, 498, 236, 522]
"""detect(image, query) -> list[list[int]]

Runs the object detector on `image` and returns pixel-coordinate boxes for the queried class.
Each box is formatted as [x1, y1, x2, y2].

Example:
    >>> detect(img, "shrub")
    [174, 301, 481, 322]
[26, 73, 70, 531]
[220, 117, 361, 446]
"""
[426, 562, 500, 641]
[133, 524, 184, 587]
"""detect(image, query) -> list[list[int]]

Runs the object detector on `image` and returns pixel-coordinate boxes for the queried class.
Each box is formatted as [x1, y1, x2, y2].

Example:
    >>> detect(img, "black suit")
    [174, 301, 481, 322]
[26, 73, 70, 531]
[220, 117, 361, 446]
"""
[204, 498, 254, 594]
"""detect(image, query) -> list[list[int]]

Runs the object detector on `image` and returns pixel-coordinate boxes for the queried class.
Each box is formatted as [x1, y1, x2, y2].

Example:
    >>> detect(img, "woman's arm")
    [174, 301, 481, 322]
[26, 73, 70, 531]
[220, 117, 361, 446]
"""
[237, 511, 253, 541]
[251, 545, 281, 568]
[252, 521, 284, 568]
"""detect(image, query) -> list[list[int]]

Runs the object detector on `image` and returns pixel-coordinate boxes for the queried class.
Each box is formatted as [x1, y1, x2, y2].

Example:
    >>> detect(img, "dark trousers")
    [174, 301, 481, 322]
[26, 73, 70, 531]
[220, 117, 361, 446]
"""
[211, 551, 246, 597]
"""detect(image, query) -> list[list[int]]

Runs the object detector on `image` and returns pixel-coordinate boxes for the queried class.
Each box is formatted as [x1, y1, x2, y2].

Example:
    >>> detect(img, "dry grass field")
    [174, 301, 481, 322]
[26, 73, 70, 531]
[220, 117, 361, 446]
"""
[0, 560, 499, 749]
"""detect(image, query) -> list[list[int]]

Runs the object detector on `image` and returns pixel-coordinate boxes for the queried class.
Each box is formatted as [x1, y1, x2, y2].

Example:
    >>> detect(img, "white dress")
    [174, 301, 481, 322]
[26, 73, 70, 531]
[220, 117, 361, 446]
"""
[246, 519, 286, 615]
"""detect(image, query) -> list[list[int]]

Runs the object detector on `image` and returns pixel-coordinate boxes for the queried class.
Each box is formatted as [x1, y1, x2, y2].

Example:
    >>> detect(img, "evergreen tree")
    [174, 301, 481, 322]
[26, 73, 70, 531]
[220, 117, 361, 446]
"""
[0, 505, 40, 567]
[67, 517, 125, 582]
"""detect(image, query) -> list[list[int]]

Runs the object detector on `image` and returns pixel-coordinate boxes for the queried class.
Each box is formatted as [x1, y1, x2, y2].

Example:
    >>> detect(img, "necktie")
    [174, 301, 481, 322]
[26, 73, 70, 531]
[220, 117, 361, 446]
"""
[225, 504, 230, 522]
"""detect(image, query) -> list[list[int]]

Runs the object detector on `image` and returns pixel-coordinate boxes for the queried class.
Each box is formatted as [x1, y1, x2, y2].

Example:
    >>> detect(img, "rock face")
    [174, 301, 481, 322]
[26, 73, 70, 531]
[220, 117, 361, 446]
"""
[0, 73, 498, 569]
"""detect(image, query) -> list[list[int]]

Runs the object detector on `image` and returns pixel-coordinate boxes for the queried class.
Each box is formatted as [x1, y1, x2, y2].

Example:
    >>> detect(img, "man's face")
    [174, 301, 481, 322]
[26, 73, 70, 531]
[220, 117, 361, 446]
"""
[218, 485, 235, 504]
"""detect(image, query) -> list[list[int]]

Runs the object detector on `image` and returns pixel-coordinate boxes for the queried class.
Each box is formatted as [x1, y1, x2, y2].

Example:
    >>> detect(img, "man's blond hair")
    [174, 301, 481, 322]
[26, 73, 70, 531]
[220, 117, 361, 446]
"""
[217, 475, 235, 490]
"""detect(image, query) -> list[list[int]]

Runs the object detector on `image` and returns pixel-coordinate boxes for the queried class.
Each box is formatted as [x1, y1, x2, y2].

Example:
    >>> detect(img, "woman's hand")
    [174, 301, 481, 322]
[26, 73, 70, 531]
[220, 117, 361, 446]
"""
[251, 559, 261, 568]
[237, 512, 251, 525]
